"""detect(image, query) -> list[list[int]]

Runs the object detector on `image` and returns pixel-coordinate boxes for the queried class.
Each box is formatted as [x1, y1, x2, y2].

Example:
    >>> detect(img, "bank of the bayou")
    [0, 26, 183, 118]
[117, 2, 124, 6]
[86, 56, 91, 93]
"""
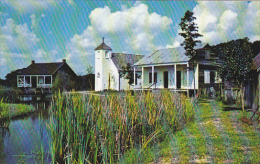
[0, 101, 35, 120]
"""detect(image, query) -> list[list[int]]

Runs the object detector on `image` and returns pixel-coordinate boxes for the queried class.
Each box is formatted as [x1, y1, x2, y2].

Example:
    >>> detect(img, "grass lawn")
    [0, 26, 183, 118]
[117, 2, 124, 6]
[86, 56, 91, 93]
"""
[157, 99, 260, 163]
[0, 101, 34, 120]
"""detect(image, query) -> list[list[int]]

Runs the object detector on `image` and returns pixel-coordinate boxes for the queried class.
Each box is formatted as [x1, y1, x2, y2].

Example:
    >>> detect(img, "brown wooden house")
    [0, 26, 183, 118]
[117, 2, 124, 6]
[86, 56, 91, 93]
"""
[17, 59, 77, 89]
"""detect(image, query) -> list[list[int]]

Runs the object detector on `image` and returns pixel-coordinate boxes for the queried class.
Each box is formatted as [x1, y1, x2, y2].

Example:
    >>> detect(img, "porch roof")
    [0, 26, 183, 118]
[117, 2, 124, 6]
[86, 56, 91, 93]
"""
[134, 47, 190, 66]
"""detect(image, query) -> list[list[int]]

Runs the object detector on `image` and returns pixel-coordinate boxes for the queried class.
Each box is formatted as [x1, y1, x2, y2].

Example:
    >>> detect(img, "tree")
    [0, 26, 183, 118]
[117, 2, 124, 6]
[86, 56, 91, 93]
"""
[179, 10, 203, 97]
[179, 10, 203, 57]
[121, 63, 135, 89]
[52, 71, 75, 93]
[216, 37, 254, 110]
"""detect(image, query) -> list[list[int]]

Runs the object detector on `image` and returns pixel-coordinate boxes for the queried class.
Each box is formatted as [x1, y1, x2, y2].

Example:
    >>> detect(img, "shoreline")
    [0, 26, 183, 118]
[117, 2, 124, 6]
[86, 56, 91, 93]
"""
[0, 103, 35, 121]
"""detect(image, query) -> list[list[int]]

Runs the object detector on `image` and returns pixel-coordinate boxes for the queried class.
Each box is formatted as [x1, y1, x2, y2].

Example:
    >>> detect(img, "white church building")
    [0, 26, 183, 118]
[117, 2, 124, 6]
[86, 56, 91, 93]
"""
[95, 39, 222, 94]
[95, 39, 144, 91]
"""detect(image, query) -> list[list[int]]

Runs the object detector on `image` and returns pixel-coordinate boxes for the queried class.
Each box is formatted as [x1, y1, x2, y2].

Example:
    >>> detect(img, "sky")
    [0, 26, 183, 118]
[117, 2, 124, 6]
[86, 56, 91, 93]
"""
[0, 0, 260, 79]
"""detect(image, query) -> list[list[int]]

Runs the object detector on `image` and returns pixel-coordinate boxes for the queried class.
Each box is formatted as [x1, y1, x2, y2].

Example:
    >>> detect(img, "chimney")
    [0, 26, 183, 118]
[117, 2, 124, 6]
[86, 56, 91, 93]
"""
[63, 59, 66, 63]
[31, 60, 35, 64]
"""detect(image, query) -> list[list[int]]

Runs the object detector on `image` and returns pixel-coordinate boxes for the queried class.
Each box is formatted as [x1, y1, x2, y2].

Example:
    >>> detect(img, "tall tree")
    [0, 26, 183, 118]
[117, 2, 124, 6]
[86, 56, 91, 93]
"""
[179, 10, 202, 97]
[179, 10, 203, 57]
[216, 37, 254, 110]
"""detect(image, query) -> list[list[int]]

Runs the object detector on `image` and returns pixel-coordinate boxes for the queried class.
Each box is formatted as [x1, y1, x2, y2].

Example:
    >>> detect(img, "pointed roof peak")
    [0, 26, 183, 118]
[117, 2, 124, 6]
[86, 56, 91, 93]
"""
[94, 37, 112, 51]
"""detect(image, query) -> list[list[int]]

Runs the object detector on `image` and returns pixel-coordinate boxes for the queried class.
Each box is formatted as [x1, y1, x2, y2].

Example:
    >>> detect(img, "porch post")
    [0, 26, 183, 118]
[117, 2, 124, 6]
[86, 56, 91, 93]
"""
[134, 67, 136, 89]
[187, 63, 189, 89]
[24, 76, 25, 88]
[174, 64, 177, 90]
[30, 76, 31, 87]
[142, 67, 144, 91]
[196, 63, 199, 90]
[152, 66, 154, 89]
[187, 63, 189, 97]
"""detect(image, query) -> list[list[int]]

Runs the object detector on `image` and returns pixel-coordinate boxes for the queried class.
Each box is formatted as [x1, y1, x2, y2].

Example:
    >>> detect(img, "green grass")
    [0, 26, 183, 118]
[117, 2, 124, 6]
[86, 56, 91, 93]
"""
[157, 99, 260, 163]
[0, 99, 34, 120]
[47, 90, 195, 163]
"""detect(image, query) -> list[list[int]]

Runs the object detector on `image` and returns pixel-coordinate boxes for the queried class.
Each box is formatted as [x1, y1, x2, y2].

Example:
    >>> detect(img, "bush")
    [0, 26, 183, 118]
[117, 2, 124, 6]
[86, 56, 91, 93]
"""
[0, 85, 19, 103]
[52, 71, 76, 93]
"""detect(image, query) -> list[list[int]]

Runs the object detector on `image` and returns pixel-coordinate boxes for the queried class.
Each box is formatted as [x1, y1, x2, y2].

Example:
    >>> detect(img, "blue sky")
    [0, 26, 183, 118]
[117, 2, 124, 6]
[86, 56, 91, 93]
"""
[0, 1, 259, 78]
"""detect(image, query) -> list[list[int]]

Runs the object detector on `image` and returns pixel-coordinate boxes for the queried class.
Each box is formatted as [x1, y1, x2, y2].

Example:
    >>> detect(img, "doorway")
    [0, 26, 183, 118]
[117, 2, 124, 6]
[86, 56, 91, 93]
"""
[32, 76, 37, 88]
[164, 71, 168, 88]
[177, 71, 181, 89]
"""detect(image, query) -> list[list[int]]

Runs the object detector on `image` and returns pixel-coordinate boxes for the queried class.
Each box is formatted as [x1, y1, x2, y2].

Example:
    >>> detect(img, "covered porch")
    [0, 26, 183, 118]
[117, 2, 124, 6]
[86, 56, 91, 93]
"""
[133, 62, 199, 91]
[17, 75, 53, 88]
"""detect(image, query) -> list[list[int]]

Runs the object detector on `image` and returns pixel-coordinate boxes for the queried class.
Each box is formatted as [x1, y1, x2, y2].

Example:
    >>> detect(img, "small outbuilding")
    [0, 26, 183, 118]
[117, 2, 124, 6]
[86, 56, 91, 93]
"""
[244, 53, 260, 109]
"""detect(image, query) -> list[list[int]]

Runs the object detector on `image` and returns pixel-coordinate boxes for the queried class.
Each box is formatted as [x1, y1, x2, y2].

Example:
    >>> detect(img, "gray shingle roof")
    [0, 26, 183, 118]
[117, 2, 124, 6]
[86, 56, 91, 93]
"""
[111, 53, 144, 71]
[94, 43, 112, 51]
[252, 53, 260, 70]
[134, 47, 190, 66]
[18, 62, 64, 75]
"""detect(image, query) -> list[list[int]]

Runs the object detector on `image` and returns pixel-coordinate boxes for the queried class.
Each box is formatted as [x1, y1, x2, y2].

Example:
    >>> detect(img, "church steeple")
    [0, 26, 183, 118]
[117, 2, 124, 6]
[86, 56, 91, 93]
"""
[94, 37, 112, 51]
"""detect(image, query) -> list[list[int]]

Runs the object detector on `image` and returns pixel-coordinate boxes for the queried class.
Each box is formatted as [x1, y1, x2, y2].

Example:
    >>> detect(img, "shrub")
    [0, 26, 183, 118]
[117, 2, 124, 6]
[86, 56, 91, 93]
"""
[0, 85, 19, 103]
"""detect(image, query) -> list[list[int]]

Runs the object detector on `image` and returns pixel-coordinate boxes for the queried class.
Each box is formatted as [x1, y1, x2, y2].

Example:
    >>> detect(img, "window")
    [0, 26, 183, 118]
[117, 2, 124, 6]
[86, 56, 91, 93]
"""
[135, 73, 138, 85]
[45, 76, 52, 84]
[154, 73, 157, 83]
[18, 76, 24, 84]
[25, 76, 30, 84]
[204, 70, 210, 84]
[149, 72, 157, 83]
[205, 50, 210, 59]
[210, 71, 215, 84]
[38, 76, 44, 84]
[105, 51, 109, 58]
[204, 70, 215, 84]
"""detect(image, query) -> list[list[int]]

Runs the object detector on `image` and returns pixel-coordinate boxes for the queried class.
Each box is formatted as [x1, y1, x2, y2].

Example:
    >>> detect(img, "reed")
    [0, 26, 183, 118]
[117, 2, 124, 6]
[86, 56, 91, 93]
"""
[47, 90, 195, 163]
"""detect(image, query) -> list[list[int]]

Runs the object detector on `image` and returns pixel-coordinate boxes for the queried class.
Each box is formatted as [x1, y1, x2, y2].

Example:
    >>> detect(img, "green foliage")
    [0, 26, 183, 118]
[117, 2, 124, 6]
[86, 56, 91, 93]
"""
[179, 10, 203, 57]
[216, 38, 254, 87]
[52, 71, 75, 93]
[121, 63, 135, 85]
[0, 85, 19, 103]
[0, 99, 34, 119]
[47, 90, 195, 163]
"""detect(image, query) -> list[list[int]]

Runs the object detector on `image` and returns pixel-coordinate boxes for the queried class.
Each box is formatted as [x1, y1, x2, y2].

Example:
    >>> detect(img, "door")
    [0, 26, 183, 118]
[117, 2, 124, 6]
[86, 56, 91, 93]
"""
[164, 71, 168, 88]
[32, 76, 37, 88]
[177, 71, 181, 89]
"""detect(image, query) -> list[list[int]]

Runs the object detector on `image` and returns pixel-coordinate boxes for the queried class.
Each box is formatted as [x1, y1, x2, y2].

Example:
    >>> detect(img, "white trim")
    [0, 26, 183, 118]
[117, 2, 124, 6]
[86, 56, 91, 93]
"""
[142, 67, 144, 90]
[187, 63, 189, 89]
[134, 62, 189, 67]
[152, 66, 154, 88]
[174, 64, 177, 89]
[134, 67, 136, 89]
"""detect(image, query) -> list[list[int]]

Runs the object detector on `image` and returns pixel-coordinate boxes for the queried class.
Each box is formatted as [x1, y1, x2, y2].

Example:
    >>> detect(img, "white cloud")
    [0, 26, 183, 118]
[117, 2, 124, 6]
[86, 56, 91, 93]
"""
[169, 1, 260, 47]
[1, 0, 60, 13]
[66, 3, 173, 75]
[0, 18, 41, 78]
[30, 13, 45, 29]
[30, 14, 36, 29]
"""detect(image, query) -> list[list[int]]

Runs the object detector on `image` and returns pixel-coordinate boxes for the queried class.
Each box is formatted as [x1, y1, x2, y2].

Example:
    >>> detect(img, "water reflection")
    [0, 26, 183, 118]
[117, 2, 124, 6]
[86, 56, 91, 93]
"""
[0, 101, 52, 164]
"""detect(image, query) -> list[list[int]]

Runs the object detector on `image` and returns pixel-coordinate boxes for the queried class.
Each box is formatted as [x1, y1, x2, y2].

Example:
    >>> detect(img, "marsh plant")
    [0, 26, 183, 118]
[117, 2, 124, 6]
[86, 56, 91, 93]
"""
[48, 90, 195, 163]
